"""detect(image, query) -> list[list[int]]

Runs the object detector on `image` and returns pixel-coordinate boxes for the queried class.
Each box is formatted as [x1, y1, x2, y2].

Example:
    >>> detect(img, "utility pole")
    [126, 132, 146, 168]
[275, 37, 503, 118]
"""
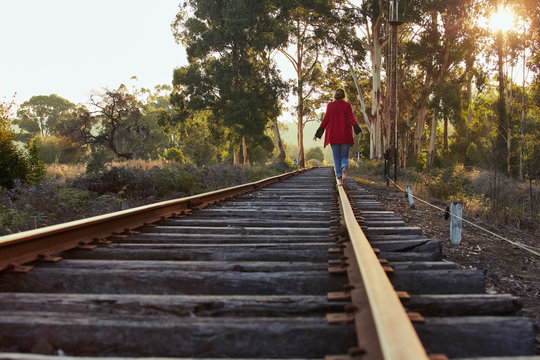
[389, 0, 402, 183]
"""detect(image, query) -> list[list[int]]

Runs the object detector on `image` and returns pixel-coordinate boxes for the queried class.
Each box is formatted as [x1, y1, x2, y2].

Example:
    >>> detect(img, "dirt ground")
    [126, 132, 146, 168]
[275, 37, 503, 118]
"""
[355, 177, 540, 350]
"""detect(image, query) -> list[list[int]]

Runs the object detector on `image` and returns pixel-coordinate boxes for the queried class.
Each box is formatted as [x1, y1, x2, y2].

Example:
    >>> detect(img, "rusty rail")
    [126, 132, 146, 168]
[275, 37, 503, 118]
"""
[336, 184, 429, 360]
[0, 168, 308, 272]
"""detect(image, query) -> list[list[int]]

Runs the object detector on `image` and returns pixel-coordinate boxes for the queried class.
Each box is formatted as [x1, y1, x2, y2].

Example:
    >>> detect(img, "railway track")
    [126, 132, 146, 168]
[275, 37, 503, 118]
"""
[0, 166, 535, 359]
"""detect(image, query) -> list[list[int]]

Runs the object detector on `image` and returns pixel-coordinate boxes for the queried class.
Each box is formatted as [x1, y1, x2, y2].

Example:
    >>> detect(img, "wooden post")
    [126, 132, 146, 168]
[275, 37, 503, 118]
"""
[406, 185, 414, 208]
[450, 202, 462, 245]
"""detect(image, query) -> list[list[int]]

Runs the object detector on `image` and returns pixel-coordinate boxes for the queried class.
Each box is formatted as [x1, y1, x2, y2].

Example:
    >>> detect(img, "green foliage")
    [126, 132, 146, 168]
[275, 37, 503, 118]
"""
[0, 116, 45, 188]
[245, 135, 275, 164]
[164, 147, 185, 163]
[424, 164, 473, 200]
[349, 159, 385, 178]
[245, 162, 294, 182]
[79, 166, 157, 199]
[35, 136, 85, 164]
[305, 147, 324, 162]
[70, 86, 151, 160]
[0, 204, 28, 234]
[171, 0, 288, 160]
[150, 164, 201, 198]
[0, 159, 297, 234]
[85, 150, 114, 175]
[16, 94, 76, 140]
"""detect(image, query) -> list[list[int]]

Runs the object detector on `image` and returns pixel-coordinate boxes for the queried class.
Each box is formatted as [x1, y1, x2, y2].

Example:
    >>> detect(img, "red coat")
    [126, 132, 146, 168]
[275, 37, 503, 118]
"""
[318, 100, 359, 147]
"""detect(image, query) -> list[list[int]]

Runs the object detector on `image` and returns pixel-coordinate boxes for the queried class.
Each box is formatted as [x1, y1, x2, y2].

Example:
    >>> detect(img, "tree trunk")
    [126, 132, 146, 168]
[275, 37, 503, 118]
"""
[370, 16, 384, 159]
[466, 70, 474, 142]
[297, 94, 305, 168]
[496, 30, 507, 172]
[411, 106, 428, 156]
[382, 34, 391, 154]
[520, 51, 526, 182]
[242, 136, 249, 166]
[270, 119, 286, 162]
[443, 116, 448, 151]
[506, 64, 513, 177]
[529, 175, 534, 218]
[507, 127, 511, 177]
[427, 114, 437, 169]
[296, 40, 305, 168]
[349, 67, 371, 130]
[233, 144, 240, 165]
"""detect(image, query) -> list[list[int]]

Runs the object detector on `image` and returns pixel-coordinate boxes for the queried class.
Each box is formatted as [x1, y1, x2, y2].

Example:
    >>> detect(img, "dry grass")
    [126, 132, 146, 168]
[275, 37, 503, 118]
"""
[46, 160, 170, 182]
[46, 164, 86, 181]
[350, 161, 539, 234]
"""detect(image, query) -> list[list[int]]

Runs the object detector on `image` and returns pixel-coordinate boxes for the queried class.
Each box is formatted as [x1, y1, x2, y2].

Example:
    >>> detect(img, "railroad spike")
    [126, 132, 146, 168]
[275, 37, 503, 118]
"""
[328, 267, 347, 275]
[396, 291, 411, 300]
[326, 313, 354, 324]
[407, 312, 426, 323]
[38, 254, 62, 263]
[327, 292, 351, 301]
[343, 283, 355, 291]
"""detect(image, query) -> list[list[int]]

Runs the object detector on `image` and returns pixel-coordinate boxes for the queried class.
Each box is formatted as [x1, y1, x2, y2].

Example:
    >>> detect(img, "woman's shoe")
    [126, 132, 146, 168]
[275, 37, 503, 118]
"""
[342, 168, 348, 183]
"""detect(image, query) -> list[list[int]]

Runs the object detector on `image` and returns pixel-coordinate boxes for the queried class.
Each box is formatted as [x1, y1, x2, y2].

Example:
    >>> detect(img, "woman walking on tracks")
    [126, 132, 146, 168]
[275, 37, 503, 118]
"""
[314, 88, 362, 186]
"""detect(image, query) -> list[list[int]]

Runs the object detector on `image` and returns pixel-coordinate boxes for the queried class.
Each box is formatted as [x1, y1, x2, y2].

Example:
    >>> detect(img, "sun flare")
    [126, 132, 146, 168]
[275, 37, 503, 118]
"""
[488, 6, 515, 33]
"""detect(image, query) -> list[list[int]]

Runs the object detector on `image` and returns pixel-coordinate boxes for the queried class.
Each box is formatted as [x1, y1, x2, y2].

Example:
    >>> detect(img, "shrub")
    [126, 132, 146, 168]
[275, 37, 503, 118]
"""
[36, 136, 86, 164]
[0, 160, 298, 234]
[79, 166, 157, 199]
[305, 147, 324, 162]
[164, 147, 185, 163]
[0, 136, 45, 188]
[85, 150, 113, 175]
[0, 204, 28, 235]
[151, 163, 203, 198]
[202, 163, 247, 191]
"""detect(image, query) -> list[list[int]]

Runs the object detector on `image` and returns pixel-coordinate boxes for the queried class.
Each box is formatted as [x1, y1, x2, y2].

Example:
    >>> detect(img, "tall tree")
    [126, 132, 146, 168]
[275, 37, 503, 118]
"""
[400, 0, 478, 163]
[278, 4, 329, 168]
[16, 94, 75, 141]
[171, 0, 288, 166]
[317, 2, 370, 154]
[69, 86, 150, 159]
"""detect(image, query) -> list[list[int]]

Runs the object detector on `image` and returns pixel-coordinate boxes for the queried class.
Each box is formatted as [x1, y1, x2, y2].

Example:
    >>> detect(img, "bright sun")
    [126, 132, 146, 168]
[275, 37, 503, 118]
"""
[488, 6, 515, 33]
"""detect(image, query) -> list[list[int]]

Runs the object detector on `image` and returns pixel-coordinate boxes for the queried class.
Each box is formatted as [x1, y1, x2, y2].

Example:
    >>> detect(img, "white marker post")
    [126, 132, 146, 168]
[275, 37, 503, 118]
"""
[450, 202, 463, 245]
[406, 185, 414, 208]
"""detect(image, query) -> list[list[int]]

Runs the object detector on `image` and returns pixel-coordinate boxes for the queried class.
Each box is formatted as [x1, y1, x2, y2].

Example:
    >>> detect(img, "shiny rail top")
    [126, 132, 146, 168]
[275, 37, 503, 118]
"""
[337, 184, 428, 360]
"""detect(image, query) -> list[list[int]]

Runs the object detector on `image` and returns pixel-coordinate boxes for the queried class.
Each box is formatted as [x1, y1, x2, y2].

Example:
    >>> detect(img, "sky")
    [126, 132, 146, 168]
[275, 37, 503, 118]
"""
[0, 0, 189, 105]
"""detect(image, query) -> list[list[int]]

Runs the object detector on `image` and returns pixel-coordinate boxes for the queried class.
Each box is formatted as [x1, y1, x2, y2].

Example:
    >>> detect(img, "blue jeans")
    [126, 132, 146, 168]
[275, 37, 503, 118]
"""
[330, 143, 351, 179]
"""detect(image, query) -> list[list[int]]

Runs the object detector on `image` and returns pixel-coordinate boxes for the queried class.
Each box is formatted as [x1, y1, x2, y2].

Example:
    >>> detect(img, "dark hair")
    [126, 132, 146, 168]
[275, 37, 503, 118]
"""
[334, 88, 345, 100]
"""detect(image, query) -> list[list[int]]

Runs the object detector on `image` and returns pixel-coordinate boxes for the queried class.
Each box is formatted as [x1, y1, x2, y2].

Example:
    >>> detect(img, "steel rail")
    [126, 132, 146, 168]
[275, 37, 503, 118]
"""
[337, 184, 429, 360]
[0, 168, 308, 272]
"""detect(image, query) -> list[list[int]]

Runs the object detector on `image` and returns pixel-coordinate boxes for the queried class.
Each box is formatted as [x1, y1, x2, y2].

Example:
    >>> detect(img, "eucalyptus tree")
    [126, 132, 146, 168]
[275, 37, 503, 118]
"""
[399, 0, 478, 164]
[312, 2, 371, 154]
[16, 94, 76, 141]
[277, 1, 332, 168]
[426, 79, 462, 169]
[171, 0, 288, 165]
